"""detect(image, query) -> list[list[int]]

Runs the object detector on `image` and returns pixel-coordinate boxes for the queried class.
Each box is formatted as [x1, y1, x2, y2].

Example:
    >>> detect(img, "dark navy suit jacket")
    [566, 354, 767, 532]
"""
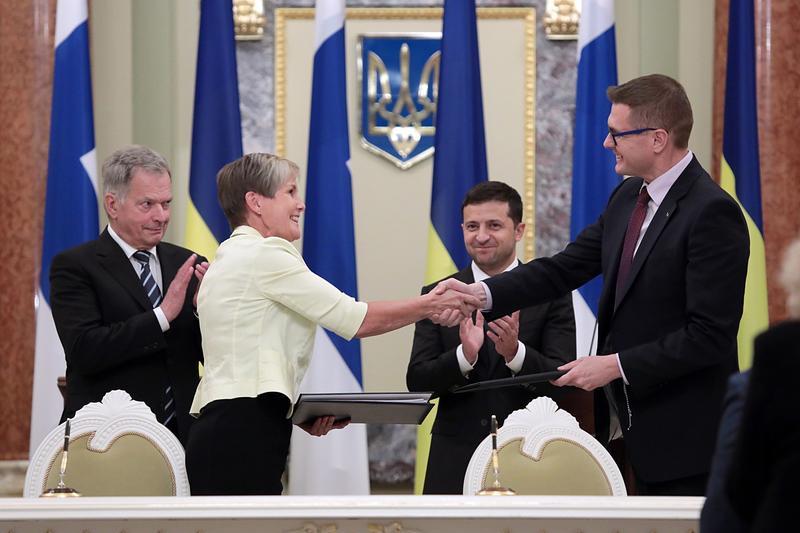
[484, 157, 749, 484]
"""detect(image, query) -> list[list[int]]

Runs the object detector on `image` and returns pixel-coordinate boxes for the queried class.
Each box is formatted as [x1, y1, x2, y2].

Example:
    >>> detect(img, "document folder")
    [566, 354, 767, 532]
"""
[291, 392, 434, 425]
[453, 370, 566, 394]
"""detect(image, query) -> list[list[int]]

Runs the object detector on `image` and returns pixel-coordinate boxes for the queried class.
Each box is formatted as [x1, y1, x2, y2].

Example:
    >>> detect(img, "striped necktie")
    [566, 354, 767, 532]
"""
[132, 250, 162, 307]
[132, 250, 176, 432]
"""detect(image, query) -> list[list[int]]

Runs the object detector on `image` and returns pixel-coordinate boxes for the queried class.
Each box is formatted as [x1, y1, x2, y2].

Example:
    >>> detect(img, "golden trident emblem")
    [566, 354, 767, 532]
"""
[366, 43, 440, 163]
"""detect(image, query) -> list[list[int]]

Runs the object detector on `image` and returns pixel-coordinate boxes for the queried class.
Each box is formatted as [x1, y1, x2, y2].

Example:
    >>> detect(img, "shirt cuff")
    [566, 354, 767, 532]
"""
[154, 307, 170, 332]
[456, 344, 476, 376]
[505, 341, 526, 374]
[478, 281, 492, 311]
[615, 353, 629, 385]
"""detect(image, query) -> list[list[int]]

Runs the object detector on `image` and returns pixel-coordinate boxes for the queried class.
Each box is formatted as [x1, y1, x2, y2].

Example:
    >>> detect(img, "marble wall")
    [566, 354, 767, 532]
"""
[238, 0, 576, 486]
[0, 0, 54, 463]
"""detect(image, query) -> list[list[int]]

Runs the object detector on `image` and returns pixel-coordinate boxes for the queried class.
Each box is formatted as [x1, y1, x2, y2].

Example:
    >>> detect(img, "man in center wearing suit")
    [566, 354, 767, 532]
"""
[407, 181, 576, 494]
[50, 145, 208, 446]
[440, 74, 750, 495]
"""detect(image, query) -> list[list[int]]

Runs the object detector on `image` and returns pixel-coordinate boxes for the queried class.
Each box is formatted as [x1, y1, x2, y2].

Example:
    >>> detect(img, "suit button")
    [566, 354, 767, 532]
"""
[480, 418, 488, 427]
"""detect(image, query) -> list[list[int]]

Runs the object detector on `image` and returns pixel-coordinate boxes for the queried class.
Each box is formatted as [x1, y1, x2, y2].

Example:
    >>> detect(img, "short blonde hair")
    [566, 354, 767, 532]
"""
[216, 153, 299, 229]
[779, 237, 800, 319]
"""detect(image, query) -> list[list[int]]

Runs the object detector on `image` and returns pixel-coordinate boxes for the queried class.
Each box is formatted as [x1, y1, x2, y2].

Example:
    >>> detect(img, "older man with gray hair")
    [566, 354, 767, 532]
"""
[50, 145, 208, 446]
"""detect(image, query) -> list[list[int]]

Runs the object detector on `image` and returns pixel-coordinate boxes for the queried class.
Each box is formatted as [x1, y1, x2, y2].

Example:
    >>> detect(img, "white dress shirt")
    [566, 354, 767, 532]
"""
[633, 149, 693, 255]
[456, 259, 526, 376]
[107, 225, 169, 331]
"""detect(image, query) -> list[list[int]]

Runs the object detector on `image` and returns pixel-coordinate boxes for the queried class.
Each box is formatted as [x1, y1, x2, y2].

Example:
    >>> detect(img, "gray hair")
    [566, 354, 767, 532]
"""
[216, 153, 300, 229]
[102, 145, 171, 197]
[780, 237, 800, 319]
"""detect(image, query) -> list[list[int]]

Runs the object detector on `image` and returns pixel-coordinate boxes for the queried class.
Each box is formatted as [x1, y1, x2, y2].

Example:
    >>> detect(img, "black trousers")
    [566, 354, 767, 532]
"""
[423, 432, 479, 494]
[185, 392, 292, 495]
[635, 471, 709, 496]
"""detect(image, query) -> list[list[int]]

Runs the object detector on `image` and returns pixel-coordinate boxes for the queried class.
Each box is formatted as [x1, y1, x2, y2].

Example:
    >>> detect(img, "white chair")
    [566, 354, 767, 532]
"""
[463, 396, 626, 496]
[24, 390, 190, 497]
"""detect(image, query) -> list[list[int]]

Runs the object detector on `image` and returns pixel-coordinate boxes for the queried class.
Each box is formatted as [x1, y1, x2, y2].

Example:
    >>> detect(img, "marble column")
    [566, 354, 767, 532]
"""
[0, 0, 55, 469]
[755, 0, 800, 321]
[714, 0, 800, 322]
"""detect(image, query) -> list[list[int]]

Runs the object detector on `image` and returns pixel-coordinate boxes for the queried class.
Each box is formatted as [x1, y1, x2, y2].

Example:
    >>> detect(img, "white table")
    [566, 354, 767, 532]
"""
[0, 495, 702, 532]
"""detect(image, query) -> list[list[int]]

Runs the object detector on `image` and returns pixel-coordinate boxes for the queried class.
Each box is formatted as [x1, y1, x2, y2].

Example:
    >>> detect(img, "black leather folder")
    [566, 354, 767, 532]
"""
[453, 370, 567, 394]
[291, 392, 434, 425]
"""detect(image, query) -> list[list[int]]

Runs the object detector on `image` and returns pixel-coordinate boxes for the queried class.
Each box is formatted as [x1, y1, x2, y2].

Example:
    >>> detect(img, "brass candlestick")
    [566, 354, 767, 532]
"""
[41, 419, 81, 498]
[477, 415, 516, 496]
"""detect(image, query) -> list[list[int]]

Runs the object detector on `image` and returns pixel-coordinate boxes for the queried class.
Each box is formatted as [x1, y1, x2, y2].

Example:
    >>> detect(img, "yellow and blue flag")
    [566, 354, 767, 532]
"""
[185, 0, 243, 259]
[32, 0, 99, 453]
[570, 0, 618, 358]
[415, 0, 488, 494]
[720, 0, 768, 369]
[288, 0, 369, 495]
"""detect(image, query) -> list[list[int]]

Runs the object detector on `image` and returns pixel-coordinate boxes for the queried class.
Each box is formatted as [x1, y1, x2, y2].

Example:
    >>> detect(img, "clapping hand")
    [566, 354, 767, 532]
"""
[192, 260, 209, 308]
[459, 311, 484, 365]
[160, 254, 197, 322]
[487, 311, 520, 363]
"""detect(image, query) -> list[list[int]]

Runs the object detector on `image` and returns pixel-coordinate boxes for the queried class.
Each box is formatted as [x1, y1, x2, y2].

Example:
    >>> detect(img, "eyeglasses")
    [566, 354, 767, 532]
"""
[608, 127, 657, 146]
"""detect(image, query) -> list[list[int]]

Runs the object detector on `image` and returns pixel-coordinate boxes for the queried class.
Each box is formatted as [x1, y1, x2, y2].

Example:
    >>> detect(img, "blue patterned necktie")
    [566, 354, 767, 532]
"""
[132, 250, 162, 307]
[132, 250, 176, 431]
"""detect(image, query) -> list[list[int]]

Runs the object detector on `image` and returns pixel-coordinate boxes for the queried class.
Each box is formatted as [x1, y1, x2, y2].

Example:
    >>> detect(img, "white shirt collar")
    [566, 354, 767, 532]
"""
[643, 150, 693, 207]
[107, 224, 158, 259]
[471, 257, 520, 282]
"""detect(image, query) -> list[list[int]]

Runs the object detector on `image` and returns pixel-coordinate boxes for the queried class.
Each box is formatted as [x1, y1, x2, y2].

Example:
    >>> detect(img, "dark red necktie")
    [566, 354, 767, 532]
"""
[615, 187, 650, 302]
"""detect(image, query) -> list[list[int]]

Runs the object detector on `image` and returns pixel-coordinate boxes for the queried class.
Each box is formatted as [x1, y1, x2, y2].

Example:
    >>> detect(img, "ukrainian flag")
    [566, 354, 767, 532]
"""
[415, 0, 488, 494]
[185, 0, 243, 259]
[719, 0, 768, 369]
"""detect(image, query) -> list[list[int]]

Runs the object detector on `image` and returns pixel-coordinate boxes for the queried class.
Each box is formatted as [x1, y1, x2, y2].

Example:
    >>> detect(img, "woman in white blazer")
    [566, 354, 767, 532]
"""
[185, 153, 478, 495]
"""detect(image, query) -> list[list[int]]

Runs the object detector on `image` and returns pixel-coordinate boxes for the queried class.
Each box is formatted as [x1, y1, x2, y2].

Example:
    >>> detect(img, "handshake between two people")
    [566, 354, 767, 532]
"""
[298, 279, 485, 438]
[427, 278, 487, 327]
